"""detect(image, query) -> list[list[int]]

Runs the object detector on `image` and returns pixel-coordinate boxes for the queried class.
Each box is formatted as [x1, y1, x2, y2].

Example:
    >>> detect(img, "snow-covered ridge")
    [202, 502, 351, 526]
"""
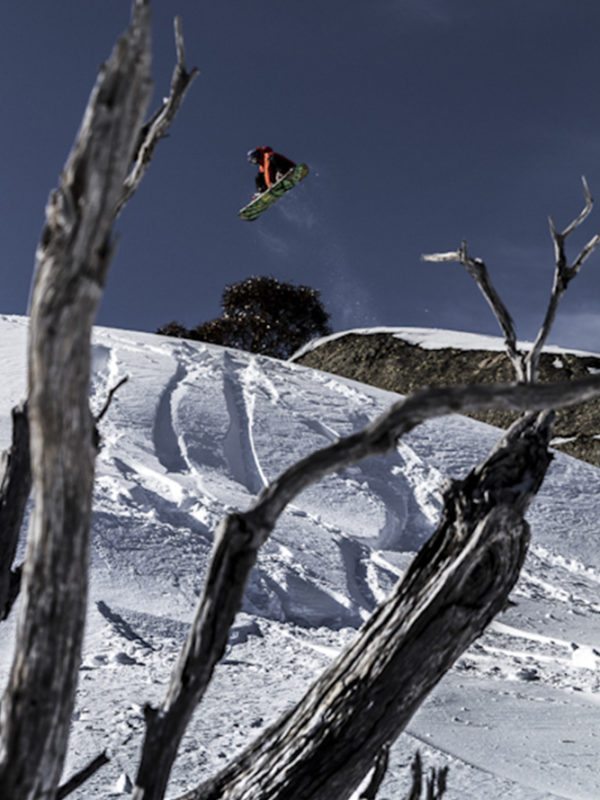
[291, 325, 600, 360]
[0, 315, 599, 798]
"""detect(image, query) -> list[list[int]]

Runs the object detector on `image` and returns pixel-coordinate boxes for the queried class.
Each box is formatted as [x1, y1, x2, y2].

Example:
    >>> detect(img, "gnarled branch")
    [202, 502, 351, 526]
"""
[116, 15, 199, 217]
[0, 4, 152, 796]
[529, 177, 600, 379]
[424, 178, 600, 383]
[179, 410, 552, 799]
[422, 242, 526, 381]
[134, 371, 600, 800]
[0, 10, 197, 629]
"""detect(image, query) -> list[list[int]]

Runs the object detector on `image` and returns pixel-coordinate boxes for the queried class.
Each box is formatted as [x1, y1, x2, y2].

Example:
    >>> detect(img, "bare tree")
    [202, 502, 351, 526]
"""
[1, 2, 600, 799]
[422, 176, 600, 383]
[0, 5, 198, 628]
[0, 3, 197, 798]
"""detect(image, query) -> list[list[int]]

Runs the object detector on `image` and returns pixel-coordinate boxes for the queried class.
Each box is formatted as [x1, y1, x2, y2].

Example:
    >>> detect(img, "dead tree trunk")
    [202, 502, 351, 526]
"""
[0, 4, 152, 797]
[0, 9, 197, 628]
[0, 402, 30, 620]
[0, 2, 196, 793]
[180, 412, 552, 800]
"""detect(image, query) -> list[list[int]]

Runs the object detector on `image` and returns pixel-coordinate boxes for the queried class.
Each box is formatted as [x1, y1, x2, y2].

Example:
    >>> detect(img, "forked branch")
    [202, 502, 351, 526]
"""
[422, 242, 525, 381]
[529, 176, 600, 379]
[0, 10, 197, 628]
[423, 178, 600, 383]
[116, 15, 199, 216]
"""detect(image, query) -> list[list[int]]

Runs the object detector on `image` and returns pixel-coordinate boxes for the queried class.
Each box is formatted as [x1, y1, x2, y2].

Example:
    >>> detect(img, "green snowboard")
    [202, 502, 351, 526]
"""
[239, 163, 309, 221]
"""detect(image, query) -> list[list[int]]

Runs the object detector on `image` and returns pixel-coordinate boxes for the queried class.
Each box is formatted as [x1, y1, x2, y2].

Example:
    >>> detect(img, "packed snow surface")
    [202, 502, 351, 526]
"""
[0, 314, 599, 798]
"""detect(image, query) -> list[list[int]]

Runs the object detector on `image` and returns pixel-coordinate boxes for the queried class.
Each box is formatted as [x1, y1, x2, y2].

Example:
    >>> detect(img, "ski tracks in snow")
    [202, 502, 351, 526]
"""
[221, 351, 269, 495]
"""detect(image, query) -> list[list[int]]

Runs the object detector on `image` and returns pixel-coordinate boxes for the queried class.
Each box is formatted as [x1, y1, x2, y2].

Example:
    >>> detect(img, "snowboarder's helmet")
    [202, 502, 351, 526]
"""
[247, 146, 273, 164]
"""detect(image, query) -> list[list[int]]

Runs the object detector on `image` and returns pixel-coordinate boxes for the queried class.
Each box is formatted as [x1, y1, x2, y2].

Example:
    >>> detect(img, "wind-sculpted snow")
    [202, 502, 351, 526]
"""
[0, 315, 599, 798]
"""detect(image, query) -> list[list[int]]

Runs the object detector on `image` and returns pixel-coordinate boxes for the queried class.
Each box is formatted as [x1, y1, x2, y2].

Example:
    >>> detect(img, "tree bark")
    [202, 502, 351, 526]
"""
[0, 402, 31, 619]
[0, 9, 196, 628]
[116, 15, 198, 217]
[357, 744, 390, 799]
[181, 412, 552, 800]
[133, 374, 600, 799]
[0, 4, 152, 797]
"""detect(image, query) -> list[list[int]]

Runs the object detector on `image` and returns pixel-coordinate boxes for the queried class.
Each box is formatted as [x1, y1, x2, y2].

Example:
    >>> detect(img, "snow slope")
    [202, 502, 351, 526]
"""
[0, 314, 599, 799]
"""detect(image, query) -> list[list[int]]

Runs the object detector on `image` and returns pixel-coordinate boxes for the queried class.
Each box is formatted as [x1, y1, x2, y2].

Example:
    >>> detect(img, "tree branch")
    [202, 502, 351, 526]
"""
[56, 752, 110, 799]
[526, 177, 600, 380]
[0, 402, 31, 620]
[357, 743, 390, 799]
[95, 375, 129, 425]
[116, 15, 199, 217]
[423, 179, 600, 384]
[422, 242, 526, 381]
[0, 6, 197, 793]
[0, 5, 152, 797]
[0, 10, 197, 621]
[134, 371, 600, 800]
[180, 409, 552, 799]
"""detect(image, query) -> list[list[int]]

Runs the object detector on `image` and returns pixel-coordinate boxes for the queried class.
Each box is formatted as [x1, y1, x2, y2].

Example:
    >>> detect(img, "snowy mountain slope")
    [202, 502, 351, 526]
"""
[294, 326, 600, 468]
[0, 315, 599, 799]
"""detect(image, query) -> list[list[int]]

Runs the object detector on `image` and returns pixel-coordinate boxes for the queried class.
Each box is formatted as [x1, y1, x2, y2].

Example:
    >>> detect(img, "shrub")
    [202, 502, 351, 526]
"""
[159, 277, 332, 359]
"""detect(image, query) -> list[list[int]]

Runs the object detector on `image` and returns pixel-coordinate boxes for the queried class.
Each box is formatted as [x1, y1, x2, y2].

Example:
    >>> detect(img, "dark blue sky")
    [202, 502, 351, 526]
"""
[2, 1, 600, 349]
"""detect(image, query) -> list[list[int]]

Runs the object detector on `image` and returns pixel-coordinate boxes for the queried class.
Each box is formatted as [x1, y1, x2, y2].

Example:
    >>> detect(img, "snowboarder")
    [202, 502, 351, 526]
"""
[247, 146, 296, 195]
[239, 148, 309, 221]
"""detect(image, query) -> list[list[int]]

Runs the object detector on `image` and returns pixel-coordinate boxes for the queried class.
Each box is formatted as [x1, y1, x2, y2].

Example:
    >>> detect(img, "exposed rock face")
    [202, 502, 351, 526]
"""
[294, 332, 600, 466]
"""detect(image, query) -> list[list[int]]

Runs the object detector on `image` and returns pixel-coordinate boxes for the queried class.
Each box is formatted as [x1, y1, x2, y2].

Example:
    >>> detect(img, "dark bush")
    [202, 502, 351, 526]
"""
[156, 320, 190, 339]
[159, 277, 332, 359]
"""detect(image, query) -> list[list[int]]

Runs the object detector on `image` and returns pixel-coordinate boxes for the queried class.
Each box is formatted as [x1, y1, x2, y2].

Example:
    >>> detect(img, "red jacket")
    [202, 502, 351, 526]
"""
[254, 147, 295, 187]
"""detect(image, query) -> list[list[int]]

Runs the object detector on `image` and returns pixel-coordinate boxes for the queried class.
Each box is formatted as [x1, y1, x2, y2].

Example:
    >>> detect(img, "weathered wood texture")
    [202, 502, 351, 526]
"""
[182, 412, 552, 800]
[0, 8, 196, 630]
[116, 14, 198, 217]
[146, 179, 600, 798]
[0, 4, 152, 797]
[0, 402, 31, 620]
[131, 372, 600, 800]
[357, 744, 390, 800]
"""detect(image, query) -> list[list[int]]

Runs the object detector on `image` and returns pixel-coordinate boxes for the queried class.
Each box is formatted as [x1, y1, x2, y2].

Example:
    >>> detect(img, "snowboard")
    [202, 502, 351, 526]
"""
[239, 163, 309, 221]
